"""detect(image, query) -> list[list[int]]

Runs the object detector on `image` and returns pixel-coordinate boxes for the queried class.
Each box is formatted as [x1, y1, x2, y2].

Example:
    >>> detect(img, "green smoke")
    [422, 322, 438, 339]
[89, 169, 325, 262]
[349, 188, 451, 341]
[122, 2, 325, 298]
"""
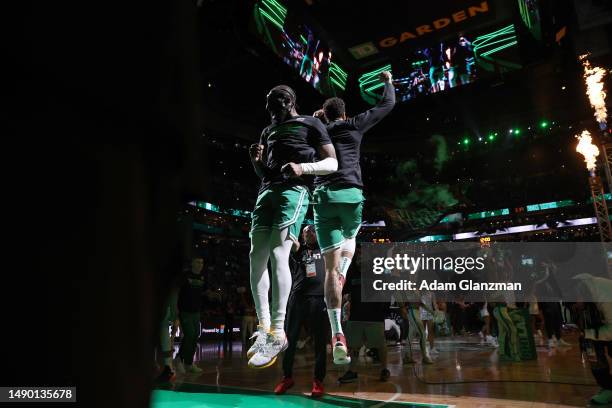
[430, 134, 449, 173]
[389, 135, 457, 214]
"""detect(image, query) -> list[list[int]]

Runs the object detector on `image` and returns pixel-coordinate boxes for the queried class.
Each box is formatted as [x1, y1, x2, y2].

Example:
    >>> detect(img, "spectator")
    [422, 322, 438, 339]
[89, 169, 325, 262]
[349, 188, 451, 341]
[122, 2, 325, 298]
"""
[175, 256, 205, 374]
[420, 290, 439, 354]
[572, 274, 612, 405]
[155, 285, 180, 383]
[537, 260, 571, 348]
[240, 292, 257, 351]
[338, 254, 391, 383]
[275, 225, 329, 398]
[450, 296, 470, 335]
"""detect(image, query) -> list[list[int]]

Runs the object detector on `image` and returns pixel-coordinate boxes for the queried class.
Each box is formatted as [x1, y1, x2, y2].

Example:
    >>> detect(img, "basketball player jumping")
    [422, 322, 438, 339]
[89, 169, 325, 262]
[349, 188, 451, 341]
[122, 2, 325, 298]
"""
[310, 71, 395, 364]
[247, 85, 337, 369]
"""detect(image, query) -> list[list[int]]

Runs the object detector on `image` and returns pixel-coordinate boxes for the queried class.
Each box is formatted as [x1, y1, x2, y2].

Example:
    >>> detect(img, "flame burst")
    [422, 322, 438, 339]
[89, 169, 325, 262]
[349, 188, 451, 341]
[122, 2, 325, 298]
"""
[579, 54, 608, 127]
[576, 130, 600, 172]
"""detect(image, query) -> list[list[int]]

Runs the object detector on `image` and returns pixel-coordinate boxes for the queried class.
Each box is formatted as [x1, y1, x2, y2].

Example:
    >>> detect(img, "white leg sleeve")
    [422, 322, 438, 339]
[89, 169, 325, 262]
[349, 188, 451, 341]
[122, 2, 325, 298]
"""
[341, 236, 356, 255]
[249, 230, 271, 330]
[269, 227, 294, 333]
[339, 237, 356, 278]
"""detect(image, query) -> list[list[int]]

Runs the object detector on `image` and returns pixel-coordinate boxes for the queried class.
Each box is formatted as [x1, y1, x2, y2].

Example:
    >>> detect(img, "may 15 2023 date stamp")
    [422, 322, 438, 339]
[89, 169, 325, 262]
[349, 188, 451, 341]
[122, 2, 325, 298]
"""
[0, 387, 76, 403]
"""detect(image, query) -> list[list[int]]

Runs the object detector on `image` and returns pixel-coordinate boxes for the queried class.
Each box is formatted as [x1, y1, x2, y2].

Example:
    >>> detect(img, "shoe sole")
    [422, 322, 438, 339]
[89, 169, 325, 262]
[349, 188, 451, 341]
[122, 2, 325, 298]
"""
[338, 378, 357, 384]
[333, 344, 350, 365]
[248, 339, 288, 369]
[249, 355, 278, 369]
[333, 356, 351, 365]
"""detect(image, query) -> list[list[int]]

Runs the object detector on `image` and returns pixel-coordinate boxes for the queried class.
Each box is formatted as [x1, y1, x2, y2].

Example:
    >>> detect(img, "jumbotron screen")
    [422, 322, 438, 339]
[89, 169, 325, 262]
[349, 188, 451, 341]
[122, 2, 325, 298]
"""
[393, 34, 477, 102]
[252, 0, 347, 97]
[359, 24, 522, 105]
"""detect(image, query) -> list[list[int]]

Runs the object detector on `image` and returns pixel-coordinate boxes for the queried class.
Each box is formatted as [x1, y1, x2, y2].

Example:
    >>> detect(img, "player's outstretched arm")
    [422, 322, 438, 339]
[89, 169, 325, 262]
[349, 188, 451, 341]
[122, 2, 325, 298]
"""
[352, 70, 396, 133]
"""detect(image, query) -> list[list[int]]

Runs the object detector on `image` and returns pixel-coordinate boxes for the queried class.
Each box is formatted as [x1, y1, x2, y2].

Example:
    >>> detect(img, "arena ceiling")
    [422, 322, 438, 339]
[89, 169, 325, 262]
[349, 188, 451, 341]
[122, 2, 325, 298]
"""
[293, 0, 516, 70]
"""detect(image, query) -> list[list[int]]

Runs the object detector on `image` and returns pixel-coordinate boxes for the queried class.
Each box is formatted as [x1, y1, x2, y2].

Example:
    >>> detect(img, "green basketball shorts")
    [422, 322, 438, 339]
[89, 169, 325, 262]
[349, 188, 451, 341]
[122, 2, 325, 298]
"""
[250, 185, 309, 242]
[312, 186, 364, 253]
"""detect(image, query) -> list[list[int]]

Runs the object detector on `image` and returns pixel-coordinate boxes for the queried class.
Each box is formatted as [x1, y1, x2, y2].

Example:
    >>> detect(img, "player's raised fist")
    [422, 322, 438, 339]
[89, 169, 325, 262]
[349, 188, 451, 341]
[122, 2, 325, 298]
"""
[249, 144, 264, 161]
[380, 71, 393, 83]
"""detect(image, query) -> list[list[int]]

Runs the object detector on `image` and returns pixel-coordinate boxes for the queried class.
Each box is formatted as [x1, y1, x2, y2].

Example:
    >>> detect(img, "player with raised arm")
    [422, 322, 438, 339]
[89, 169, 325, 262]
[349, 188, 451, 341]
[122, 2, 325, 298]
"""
[312, 71, 396, 364]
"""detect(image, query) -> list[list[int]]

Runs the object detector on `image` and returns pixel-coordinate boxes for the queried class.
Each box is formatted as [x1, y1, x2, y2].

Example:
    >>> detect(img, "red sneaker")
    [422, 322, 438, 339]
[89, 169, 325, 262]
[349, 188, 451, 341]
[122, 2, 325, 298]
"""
[274, 377, 294, 395]
[311, 379, 324, 398]
[332, 333, 351, 365]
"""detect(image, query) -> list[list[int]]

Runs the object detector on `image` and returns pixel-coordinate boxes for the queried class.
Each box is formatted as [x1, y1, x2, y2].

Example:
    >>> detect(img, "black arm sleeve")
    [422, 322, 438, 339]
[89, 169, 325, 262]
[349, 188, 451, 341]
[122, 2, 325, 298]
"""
[351, 81, 396, 133]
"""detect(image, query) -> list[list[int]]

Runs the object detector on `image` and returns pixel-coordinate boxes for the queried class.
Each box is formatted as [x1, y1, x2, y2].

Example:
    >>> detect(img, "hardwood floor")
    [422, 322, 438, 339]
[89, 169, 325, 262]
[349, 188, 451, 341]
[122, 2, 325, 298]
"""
[170, 334, 601, 407]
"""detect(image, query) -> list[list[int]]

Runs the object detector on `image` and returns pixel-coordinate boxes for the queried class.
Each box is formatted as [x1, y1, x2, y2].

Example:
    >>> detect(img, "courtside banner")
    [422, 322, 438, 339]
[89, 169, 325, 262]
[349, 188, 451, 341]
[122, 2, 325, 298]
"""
[360, 242, 612, 302]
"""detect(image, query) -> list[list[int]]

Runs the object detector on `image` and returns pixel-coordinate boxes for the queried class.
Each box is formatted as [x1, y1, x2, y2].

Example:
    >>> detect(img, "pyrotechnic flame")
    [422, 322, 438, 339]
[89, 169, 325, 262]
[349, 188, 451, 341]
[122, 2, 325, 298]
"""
[576, 130, 599, 172]
[579, 54, 608, 128]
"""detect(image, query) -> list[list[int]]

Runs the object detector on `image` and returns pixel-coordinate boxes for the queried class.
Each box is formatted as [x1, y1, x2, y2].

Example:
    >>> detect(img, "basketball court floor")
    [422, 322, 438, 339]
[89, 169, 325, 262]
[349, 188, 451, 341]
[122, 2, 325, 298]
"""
[152, 334, 601, 408]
